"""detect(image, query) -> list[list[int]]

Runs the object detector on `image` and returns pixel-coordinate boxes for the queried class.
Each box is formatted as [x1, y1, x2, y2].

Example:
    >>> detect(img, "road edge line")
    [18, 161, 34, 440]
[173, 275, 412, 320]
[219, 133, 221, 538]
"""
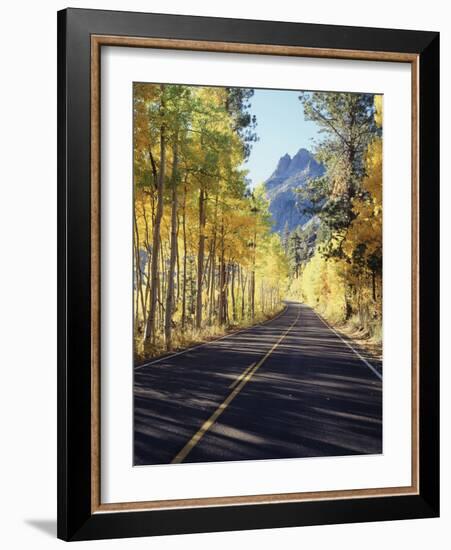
[312, 308, 382, 381]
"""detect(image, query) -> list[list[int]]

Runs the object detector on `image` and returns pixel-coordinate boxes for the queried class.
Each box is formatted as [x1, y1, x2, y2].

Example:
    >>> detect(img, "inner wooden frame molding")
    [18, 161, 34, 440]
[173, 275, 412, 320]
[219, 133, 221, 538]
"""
[90, 34, 420, 514]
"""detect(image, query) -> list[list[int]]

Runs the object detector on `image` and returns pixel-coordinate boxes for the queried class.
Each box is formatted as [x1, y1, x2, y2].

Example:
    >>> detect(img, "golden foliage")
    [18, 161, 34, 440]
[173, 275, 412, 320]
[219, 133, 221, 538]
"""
[133, 83, 289, 359]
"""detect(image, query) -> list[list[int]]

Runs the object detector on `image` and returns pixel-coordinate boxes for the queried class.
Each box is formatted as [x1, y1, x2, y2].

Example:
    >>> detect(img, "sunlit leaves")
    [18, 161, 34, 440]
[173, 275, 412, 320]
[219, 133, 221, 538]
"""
[293, 94, 383, 337]
[133, 83, 289, 357]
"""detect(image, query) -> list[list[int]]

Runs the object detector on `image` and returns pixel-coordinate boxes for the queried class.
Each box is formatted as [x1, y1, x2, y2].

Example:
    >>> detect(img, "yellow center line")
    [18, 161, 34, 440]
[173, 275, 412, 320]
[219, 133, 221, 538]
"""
[171, 307, 302, 464]
[228, 362, 256, 389]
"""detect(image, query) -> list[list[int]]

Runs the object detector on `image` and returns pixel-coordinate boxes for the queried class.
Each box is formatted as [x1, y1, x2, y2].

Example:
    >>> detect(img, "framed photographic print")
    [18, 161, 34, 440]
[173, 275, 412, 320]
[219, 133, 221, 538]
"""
[57, 8, 439, 541]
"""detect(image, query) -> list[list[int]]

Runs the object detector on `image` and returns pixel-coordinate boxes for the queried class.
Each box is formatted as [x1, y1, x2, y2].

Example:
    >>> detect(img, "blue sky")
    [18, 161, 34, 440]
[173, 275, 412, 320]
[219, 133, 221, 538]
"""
[242, 88, 322, 188]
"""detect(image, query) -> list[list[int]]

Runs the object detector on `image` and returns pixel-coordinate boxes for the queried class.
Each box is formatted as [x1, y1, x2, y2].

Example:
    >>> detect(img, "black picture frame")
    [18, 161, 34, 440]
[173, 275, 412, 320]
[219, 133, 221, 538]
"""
[57, 7, 439, 541]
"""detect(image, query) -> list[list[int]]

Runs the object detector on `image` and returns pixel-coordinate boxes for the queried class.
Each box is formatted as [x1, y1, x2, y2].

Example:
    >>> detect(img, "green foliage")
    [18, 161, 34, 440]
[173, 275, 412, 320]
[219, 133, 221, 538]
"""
[225, 87, 258, 159]
[290, 94, 383, 342]
[297, 92, 379, 260]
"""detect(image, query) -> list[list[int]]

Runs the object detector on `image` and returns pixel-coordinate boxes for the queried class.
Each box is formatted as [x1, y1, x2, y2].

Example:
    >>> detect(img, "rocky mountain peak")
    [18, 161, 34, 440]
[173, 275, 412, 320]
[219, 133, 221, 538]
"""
[265, 148, 324, 234]
[269, 148, 317, 181]
[290, 148, 313, 172]
[273, 153, 292, 177]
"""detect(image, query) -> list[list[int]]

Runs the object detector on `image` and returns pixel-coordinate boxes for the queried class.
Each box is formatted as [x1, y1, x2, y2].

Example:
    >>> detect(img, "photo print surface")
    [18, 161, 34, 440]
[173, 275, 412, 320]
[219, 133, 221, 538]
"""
[132, 83, 383, 466]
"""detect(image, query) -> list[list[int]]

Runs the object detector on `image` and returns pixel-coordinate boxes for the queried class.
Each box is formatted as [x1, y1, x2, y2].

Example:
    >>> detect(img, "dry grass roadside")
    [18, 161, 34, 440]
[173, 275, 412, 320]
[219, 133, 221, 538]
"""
[135, 304, 286, 365]
[328, 321, 383, 363]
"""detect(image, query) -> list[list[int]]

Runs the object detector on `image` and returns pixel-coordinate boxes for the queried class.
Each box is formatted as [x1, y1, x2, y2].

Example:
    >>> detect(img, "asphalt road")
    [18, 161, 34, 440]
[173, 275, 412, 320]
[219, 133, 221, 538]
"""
[134, 302, 382, 465]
